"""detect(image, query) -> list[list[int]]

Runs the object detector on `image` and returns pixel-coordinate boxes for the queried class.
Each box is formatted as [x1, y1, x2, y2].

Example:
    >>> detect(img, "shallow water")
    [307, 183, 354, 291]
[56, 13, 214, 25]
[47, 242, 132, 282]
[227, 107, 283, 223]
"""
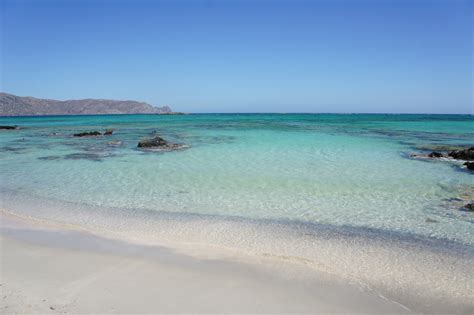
[0, 114, 473, 245]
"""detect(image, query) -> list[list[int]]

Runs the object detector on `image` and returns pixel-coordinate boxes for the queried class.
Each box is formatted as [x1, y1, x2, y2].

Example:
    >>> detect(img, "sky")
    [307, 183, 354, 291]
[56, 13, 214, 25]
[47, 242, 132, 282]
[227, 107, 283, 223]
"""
[1, 0, 472, 113]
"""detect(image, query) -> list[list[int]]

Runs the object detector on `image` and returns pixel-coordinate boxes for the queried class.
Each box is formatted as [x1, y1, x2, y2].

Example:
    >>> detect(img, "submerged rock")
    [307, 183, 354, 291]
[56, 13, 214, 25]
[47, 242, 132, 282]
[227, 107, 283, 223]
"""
[104, 129, 114, 135]
[137, 136, 184, 151]
[73, 131, 102, 137]
[464, 162, 474, 171]
[410, 152, 443, 159]
[409, 153, 425, 158]
[64, 153, 103, 161]
[38, 156, 61, 161]
[0, 125, 19, 130]
[448, 147, 474, 161]
[414, 144, 469, 152]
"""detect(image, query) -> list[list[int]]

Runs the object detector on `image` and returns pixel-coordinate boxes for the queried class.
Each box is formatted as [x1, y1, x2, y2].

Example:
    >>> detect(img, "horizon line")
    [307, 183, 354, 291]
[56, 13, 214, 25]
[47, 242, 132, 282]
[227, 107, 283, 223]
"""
[1, 112, 473, 118]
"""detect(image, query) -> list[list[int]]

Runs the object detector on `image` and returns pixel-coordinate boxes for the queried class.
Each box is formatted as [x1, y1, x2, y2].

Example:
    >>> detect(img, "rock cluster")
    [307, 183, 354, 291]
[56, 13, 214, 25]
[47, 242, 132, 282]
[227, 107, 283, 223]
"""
[0, 125, 19, 130]
[448, 147, 474, 160]
[73, 129, 114, 137]
[412, 146, 474, 172]
[137, 136, 184, 151]
[71, 130, 184, 151]
[463, 203, 473, 211]
[464, 162, 474, 171]
[428, 152, 443, 158]
[73, 131, 102, 137]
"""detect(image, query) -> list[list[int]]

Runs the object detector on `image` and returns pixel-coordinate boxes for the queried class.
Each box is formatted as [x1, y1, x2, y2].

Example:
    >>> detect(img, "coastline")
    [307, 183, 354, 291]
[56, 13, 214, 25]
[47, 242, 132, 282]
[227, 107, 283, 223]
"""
[1, 206, 473, 314]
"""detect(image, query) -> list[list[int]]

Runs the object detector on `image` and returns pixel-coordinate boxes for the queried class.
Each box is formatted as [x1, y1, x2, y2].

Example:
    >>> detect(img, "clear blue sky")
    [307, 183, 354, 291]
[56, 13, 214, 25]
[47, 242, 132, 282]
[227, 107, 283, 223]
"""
[1, 0, 472, 113]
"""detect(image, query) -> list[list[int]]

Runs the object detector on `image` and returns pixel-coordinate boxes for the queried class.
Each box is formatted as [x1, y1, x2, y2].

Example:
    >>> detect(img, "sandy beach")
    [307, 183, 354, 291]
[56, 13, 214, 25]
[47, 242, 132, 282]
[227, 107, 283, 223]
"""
[1, 211, 473, 314]
[0, 211, 418, 314]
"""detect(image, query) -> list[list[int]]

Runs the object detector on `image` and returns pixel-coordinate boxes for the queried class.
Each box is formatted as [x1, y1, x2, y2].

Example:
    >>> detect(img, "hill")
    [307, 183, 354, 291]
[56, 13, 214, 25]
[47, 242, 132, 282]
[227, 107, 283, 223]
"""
[0, 93, 172, 116]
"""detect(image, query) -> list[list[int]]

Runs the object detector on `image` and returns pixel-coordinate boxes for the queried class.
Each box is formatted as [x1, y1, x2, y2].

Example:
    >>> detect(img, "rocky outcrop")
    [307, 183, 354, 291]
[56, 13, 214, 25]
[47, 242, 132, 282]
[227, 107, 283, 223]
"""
[428, 152, 444, 158]
[414, 144, 469, 152]
[0, 125, 19, 130]
[73, 131, 102, 137]
[412, 146, 474, 161]
[411, 146, 474, 172]
[464, 162, 474, 171]
[138, 136, 168, 148]
[73, 129, 115, 137]
[137, 136, 184, 151]
[448, 147, 474, 161]
[463, 203, 474, 211]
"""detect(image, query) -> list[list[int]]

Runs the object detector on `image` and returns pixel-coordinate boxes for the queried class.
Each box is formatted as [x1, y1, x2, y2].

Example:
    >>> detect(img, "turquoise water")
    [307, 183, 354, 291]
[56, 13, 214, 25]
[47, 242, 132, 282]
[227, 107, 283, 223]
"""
[0, 114, 473, 245]
[2, 113, 474, 306]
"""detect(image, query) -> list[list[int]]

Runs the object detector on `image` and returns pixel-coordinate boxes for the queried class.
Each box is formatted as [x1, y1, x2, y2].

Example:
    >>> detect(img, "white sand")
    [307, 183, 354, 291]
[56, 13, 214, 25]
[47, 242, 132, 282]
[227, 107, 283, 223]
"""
[0, 213, 418, 314]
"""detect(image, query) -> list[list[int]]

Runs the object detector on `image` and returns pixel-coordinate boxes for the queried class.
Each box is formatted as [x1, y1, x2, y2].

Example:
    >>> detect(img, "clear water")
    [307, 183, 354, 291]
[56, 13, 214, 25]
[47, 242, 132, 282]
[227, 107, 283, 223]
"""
[0, 114, 473, 245]
[2, 114, 473, 306]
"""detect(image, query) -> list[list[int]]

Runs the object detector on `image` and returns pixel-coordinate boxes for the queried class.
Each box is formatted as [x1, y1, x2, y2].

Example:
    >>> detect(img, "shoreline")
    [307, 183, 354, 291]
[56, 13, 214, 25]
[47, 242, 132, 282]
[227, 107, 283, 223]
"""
[1, 211, 414, 314]
[1, 207, 473, 313]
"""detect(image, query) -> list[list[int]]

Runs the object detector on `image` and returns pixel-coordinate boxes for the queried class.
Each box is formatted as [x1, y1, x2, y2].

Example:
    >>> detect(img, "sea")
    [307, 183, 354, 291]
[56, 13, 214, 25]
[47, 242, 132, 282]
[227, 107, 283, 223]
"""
[1, 114, 473, 302]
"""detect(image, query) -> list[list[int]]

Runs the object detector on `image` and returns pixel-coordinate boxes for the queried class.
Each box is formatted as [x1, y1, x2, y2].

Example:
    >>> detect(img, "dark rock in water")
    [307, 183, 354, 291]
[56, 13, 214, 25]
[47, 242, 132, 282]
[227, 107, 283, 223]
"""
[428, 151, 444, 158]
[138, 136, 168, 148]
[0, 125, 18, 130]
[448, 147, 474, 161]
[425, 218, 439, 223]
[410, 152, 442, 159]
[138, 136, 169, 148]
[464, 162, 474, 171]
[137, 136, 184, 151]
[73, 131, 102, 137]
[104, 129, 114, 135]
[462, 203, 474, 211]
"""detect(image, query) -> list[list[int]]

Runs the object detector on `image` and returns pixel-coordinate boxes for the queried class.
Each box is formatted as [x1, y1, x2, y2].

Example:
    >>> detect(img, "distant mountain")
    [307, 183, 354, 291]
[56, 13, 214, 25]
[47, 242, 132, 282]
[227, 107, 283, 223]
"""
[0, 92, 173, 116]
